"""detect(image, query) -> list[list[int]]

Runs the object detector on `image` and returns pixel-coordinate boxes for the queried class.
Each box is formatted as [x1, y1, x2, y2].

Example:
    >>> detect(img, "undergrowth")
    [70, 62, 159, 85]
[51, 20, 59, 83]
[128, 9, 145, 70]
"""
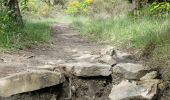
[0, 14, 51, 50]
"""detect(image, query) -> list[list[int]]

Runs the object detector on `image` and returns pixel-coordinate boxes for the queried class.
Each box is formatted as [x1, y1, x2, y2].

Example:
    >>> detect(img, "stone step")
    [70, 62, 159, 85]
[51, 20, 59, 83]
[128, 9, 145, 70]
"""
[112, 63, 152, 80]
[109, 79, 160, 100]
[59, 62, 112, 77]
[0, 70, 65, 97]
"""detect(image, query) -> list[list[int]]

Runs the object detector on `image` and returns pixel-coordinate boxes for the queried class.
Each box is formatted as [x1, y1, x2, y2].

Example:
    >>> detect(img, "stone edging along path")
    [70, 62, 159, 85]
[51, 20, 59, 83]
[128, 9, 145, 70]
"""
[0, 24, 164, 100]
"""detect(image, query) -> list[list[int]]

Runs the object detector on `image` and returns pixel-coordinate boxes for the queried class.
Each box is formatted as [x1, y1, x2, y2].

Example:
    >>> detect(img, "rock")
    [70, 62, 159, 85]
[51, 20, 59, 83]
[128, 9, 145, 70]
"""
[116, 50, 134, 60]
[98, 55, 117, 65]
[74, 54, 100, 63]
[100, 46, 115, 56]
[73, 62, 112, 77]
[59, 62, 112, 77]
[0, 70, 65, 97]
[36, 65, 55, 71]
[112, 63, 151, 80]
[140, 71, 158, 80]
[109, 79, 160, 100]
[100, 46, 134, 60]
[58, 63, 74, 74]
[35, 59, 65, 71]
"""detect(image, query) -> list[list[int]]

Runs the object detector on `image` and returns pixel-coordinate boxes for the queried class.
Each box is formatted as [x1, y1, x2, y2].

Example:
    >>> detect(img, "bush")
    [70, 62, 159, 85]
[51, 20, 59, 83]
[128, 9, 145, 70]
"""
[65, 0, 93, 15]
[150, 2, 170, 16]
[23, 0, 51, 17]
[134, 1, 170, 17]
[0, 10, 21, 48]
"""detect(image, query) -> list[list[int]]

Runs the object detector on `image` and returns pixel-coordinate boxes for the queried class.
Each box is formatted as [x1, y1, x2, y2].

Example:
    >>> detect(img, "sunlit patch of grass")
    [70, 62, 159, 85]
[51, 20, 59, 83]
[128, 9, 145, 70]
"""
[0, 19, 51, 50]
[21, 19, 51, 48]
[72, 16, 170, 48]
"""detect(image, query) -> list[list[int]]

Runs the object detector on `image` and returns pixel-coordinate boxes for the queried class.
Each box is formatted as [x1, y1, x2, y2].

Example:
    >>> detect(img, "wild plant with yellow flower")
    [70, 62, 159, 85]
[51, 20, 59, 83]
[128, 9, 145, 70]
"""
[66, 0, 94, 15]
[85, 0, 93, 5]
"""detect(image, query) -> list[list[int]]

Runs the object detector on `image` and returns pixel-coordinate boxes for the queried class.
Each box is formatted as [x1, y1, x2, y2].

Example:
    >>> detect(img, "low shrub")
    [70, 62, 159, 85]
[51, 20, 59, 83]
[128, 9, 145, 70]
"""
[65, 0, 93, 15]
[150, 1, 170, 16]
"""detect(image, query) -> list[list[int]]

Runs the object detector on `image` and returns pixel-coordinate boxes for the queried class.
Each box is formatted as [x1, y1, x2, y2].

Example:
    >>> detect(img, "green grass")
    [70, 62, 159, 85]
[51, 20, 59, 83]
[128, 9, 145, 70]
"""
[0, 19, 51, 50]
[72, 15, 170, 48]
[21, 19, 51, 48]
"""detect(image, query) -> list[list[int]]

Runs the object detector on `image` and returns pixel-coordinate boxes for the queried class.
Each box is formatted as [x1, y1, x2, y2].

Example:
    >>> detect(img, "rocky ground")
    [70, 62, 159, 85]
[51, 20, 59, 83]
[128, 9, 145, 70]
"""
[0, 23, 168, 100]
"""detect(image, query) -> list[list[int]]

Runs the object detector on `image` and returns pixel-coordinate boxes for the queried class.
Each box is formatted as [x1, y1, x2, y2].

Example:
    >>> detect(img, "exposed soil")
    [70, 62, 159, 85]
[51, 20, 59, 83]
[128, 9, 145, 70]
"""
[0, 75, 113, 100]
[67, 76, 112, 100]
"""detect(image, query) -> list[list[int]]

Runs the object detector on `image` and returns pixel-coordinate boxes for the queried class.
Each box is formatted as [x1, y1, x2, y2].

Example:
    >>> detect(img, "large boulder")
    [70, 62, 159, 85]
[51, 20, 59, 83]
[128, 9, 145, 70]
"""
[0, 70, 65, 97]
[112, 63, 151, 80]
[59, 62, 112, 77]
[109, 79, 160, 100]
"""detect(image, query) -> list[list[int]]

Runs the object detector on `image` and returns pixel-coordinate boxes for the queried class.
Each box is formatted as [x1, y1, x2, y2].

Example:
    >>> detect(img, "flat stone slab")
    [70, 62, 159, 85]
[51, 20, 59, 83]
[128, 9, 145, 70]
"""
[112, 63, 151, 80]
[59, 62, 112, 77]
[109, 79, 160, 100]
[0, 70, 65, 97]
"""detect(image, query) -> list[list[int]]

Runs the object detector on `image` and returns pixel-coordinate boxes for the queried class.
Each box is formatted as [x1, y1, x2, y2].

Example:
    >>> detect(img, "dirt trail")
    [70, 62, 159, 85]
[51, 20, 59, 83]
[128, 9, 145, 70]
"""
[0, 23, 107, 79]
[0, 23, 114, 100]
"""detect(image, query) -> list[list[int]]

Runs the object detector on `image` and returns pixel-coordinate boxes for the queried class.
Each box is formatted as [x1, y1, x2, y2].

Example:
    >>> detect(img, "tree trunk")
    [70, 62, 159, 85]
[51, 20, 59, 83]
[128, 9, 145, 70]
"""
[8, 0, 24, 27]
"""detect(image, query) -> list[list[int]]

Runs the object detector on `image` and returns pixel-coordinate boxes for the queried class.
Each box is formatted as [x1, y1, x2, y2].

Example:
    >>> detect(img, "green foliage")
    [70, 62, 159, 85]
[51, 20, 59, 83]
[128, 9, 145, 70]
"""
[0, 10, 51, 49]
[150, 1, 170, 16]
[0, 10, 21, 48]
[65, 0, 93, 15]
[23, 19, 51, 48]
[65, 0, 130, 17]
[72, 16, 170, 49]
[22, 0, 51, 17]
[135, 1, 170, 17]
